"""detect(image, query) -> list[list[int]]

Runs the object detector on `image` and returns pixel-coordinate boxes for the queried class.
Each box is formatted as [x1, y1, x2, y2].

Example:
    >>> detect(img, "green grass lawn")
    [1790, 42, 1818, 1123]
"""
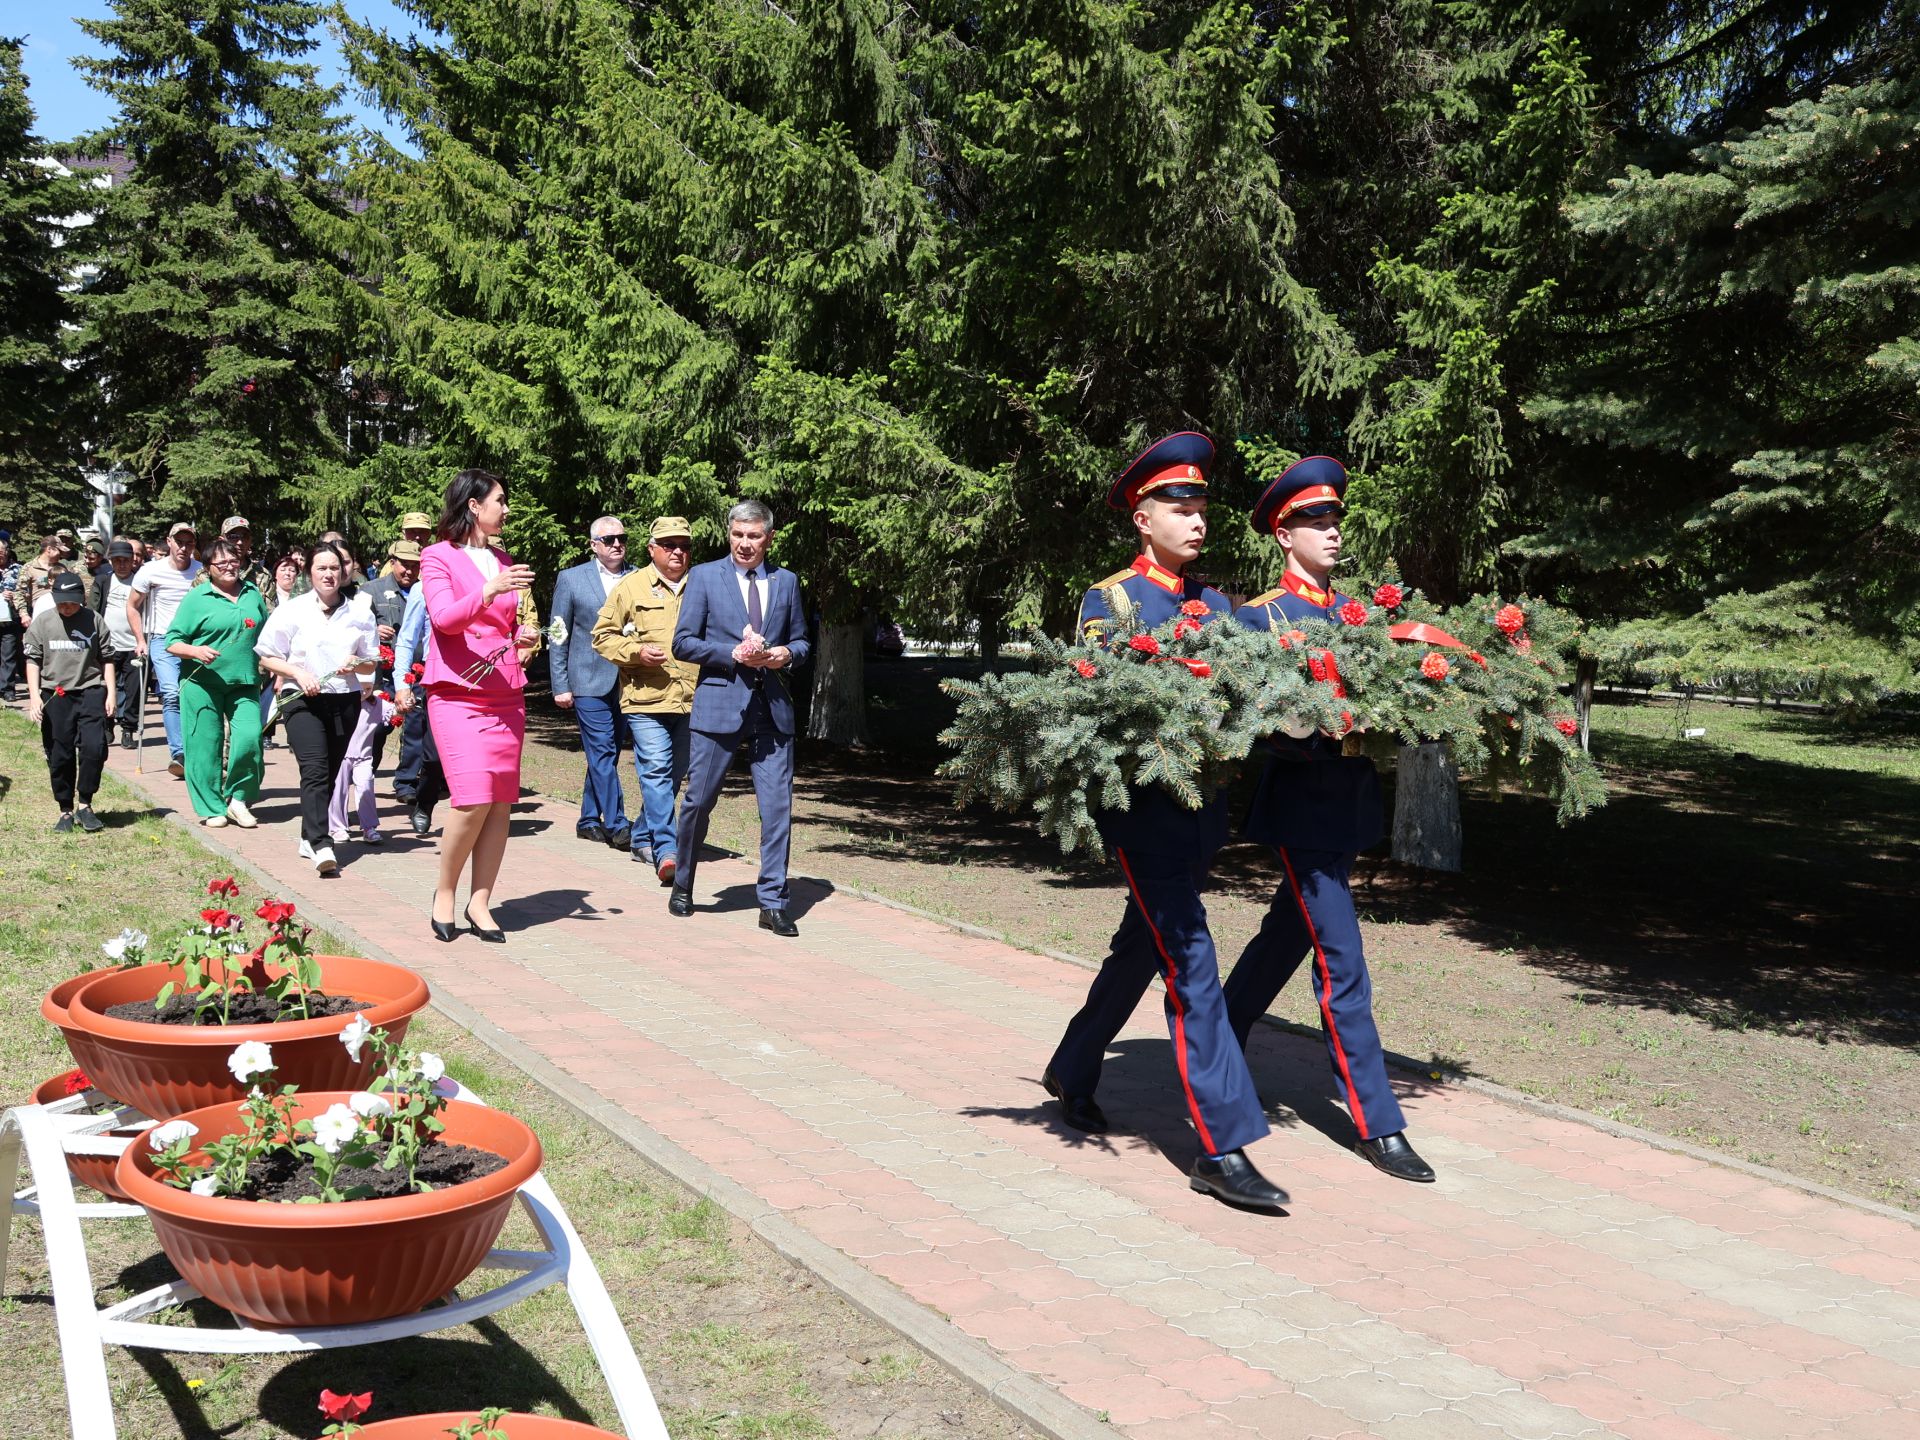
[0, 710, 1029, 1440]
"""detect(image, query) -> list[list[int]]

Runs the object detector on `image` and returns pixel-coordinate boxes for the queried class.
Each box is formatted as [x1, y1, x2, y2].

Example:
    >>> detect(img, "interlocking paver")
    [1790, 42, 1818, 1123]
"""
[104, 741, 1920, 1439]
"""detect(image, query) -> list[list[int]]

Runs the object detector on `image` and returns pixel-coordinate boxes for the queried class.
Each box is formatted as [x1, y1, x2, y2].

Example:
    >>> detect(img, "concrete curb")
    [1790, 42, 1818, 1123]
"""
[826, 879, 1920, 1230]
[124, 778, 1115, 1440]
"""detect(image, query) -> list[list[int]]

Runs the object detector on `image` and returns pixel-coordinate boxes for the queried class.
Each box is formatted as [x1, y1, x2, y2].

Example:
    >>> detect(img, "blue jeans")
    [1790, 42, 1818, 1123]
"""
[573, 691, 628, 833]
[147, 636, 183, 760]
[627, 710, 689, 861]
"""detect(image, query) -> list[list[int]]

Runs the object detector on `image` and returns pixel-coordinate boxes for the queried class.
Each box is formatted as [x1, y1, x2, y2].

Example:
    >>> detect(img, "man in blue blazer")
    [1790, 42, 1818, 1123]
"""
[548, 516, 634, 849]
[668, 499, 811, 936]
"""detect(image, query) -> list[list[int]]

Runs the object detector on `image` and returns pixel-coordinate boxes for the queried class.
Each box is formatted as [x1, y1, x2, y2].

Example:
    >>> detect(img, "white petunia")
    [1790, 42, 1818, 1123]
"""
[338, 1014, 374, 1062]
[226, 1041, 274, 1084]
[310, 1103, 361, 1155]
[148, 1120, 199, 1152]
[347, 1091, 392, 1119]
[101, 927, 148, 963]
[415, 1052, 446, 1084]
[189, 1174, 222, 1197]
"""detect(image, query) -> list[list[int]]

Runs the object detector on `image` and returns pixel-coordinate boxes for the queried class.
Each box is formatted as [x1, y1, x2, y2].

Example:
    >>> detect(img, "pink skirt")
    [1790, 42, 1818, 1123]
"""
[427, 686, 525, 806]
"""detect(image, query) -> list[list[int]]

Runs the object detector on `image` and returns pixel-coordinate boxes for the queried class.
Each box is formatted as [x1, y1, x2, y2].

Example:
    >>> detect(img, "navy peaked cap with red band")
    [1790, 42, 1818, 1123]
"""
[1251, 455, 1349, 534]
[1106, 431, 1215, 511]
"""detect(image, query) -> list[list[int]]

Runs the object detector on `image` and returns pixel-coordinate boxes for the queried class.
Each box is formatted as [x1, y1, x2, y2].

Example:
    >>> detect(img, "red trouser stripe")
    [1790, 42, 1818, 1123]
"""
[1279, 847, 1372, 1140]
[1116, 847, 1219, 1155]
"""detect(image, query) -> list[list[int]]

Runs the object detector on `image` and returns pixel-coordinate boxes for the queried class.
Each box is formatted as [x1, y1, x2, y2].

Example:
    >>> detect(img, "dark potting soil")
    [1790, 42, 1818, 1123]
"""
[103, 992, 371, 1026]
[238, 1141, 508, 1203]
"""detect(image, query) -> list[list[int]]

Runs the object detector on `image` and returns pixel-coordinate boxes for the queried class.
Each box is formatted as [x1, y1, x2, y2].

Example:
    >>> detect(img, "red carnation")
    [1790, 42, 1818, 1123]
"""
[1513, 632, 1533, 656]
[1373, 583, 1404, 610]
[1127, 634, 1161, 656]
[1174, 658, 1212, 678]
[1277, 628, 1307, 649]
[206, 876, 240, 898]
[1179, 599, 1210, 617]
[389, 712, 405, 728]
[243, 617, 256, 629]
[1554, 717, 1579, 738]
[378, 645, 395, 666]
[1420, 653, 1451, 681]
[407, 662, 424, 680]
[256, 899, 297, 926]
[318, 1390, 373, 1423]
[200, 909, 236, 931]
[62, 1070, 90, 1096]
[54, 685, 66, 697]
[1468, 650, 1488, 668]
[1073, 659, 1096, 678]
[1307, 653, 1329, 682]
[1338, 600, 1369, 626]
[1173, 618, 1200, 638]
[1494, 603, 1526, 636]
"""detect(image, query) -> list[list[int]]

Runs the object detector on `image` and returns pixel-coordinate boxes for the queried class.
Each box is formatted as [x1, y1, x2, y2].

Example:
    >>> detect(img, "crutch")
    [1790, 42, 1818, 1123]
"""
[132, 652, 148, 774]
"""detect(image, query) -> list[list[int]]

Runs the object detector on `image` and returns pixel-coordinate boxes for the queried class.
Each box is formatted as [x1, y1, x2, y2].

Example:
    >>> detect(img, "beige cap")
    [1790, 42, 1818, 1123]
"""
[388, 539, 422, 563]
[400, 511, 434, 531]
[650, 515, 693, 541]
[167, 520, 196, 539]
[221, 514, 250, 534]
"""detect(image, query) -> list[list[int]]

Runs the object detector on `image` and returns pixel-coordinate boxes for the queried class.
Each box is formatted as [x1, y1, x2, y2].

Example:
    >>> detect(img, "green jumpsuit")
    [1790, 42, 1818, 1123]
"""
[164, 583, 270, 818]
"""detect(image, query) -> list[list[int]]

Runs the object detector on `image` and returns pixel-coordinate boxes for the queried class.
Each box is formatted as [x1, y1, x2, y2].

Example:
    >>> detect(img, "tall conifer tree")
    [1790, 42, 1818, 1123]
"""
[67, 0, 354, 524]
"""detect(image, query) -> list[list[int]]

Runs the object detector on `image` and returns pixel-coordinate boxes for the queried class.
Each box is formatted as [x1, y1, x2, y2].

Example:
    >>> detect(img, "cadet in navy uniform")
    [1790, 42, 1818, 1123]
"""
[1225, 456, 1435, 1183]
[1041, 432, 1289, 1214]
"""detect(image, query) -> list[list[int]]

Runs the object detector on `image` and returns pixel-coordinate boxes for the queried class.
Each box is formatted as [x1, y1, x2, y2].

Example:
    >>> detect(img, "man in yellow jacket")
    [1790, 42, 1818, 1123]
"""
[592, 515, 698, 884]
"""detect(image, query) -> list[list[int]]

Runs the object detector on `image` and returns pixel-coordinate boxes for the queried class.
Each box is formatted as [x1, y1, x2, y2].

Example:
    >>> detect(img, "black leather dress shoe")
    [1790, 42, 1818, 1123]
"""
[1041, 1069, 1108, 1134]
[464, 905, 506, 944]
[668, 887, 693, 917]
[1356, 1131, 1436, 1183]
[410, 807, 431, 837]
[759, 906, 798, 937]
[430, 917, 458, 943]
[605, 825, 631, 850]
[577, 823, 607, 844]
[1189, 1150, 1290, 1213]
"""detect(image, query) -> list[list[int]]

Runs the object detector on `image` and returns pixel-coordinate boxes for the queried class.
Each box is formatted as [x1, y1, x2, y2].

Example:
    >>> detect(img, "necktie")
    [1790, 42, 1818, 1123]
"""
[746, 569, 763, 633]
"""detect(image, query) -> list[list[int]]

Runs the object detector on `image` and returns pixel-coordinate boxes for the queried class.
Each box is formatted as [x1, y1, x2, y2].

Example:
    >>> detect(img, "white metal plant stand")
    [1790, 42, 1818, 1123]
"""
[1, 1082, 669, 1440]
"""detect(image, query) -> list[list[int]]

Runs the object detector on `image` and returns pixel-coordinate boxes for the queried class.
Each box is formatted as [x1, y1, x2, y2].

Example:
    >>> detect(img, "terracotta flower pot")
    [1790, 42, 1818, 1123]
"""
[64, 955, 430, 1120]
[31, 1070, 140, 1202]
[116, 1092, 542, 1328]
[41, 974, 108, 1081]
[351, 1416, 620, 1438]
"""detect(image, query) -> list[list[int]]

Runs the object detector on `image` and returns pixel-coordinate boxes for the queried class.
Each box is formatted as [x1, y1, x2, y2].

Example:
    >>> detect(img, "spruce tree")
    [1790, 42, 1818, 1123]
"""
[66, 0, 355, 526]
[0, 37, 86, 530]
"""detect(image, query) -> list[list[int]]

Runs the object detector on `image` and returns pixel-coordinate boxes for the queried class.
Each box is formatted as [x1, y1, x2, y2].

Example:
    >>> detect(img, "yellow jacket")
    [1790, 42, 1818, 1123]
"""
[591, 564, 695, 714]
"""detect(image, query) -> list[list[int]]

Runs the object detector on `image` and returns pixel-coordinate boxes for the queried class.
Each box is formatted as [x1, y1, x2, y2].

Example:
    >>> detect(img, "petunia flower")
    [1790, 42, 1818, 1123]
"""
[148, 1120, 199, 1151]
[416, 1052, 446, 1084]
[318, 1390, 373, 1423]
[226, 1041, 274, 1084]
[338, 1014, 373, 1062]
[190, 1174, 222, 1197]
[347, 1091, 393, 1119]
[310, 1103, 360, 1155]
[101, 926, 148, 962]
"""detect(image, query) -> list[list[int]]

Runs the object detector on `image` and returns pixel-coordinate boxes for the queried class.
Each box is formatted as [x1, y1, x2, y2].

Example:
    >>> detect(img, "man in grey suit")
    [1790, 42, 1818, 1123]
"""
[668, 499, 811, 936]
[548, 515, 633, 849]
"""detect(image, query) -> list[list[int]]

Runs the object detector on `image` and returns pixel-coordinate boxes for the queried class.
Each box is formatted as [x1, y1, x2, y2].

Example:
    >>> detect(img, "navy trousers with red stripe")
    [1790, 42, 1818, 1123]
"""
[1223, 847, 1406, 1141]
[1048, 845, 1270, 1158]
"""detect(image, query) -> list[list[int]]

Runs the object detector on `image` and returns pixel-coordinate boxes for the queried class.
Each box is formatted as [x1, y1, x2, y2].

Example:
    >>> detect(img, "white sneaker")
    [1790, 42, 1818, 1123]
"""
[312, 845, 339, 876]
[202, 814, 229, 828]
[226, 799, 258, 829]
[330, 827, 349, 846]
[298, 839, 313, 860]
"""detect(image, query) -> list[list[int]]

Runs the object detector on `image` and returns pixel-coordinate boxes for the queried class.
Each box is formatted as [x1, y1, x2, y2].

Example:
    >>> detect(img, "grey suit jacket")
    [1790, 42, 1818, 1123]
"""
[548, 560, 627, 698]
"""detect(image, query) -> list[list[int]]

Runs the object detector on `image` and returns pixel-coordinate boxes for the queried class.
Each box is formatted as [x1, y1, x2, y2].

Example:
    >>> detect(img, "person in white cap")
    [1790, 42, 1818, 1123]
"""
[126, 521, 203, 776]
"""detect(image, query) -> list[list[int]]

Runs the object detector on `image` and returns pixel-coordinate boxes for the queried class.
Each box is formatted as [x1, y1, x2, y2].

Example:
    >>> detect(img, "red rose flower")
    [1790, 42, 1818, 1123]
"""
[318, 1390, 373, 1423]
[200, 908, 236, 931]
[1420, 653, 1451, 681]
[1554, 717, 1579, 737]
[1373, 583, 1404, 610]
[256, 899, 297, 926]
[63, 1070, 91, 1096]
[1073, 659, 1096, 678]
[1179, 599, 1210, 617]
[1494, 603, 1527, 636]
[1307, 653, 1329, 682]
[243, 617, 256, 629]
[1338, 600, 1369, 626]
[1127, 634, 1161, 656]
[1173, 618, 1200, 638]
[1468, 650, 1488, 668]
[206, 876, 240, 898]
[1175, 658, 1212, 678]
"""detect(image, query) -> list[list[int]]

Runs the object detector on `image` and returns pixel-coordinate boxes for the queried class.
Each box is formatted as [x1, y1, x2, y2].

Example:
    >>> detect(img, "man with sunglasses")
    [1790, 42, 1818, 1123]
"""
[549, 515, 634, 849]
[592, 516, 699, 882]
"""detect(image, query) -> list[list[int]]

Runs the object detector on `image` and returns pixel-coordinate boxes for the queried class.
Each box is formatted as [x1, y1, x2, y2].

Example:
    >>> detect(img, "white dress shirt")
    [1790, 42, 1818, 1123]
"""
[256, 590, 379, 695]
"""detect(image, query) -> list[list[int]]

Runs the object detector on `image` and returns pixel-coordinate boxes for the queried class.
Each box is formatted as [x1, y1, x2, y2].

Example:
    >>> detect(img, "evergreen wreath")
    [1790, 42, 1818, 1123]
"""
[939, 583, 1606, 857]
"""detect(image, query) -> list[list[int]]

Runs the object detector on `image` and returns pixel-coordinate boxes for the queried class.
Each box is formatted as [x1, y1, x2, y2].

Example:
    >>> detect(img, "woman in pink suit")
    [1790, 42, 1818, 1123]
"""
[420, 469, 540, 943]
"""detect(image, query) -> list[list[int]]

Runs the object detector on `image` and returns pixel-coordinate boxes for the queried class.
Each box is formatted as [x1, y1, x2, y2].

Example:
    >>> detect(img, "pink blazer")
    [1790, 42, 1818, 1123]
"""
[419, 540, 527, 693]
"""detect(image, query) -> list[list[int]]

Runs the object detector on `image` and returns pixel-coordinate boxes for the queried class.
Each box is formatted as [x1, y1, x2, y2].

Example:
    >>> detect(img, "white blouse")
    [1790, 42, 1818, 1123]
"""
[255, 589, 379, 695]
[461, 543, 502, 581]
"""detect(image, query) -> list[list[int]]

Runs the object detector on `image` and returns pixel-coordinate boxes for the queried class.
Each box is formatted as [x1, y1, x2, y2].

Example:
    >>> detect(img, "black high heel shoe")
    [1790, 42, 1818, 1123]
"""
[464, 904, 506, 944]
[431, 915, 458, 942]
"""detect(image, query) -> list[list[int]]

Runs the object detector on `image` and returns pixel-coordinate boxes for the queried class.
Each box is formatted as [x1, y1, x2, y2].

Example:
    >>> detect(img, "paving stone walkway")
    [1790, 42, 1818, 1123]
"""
[105, 740, 1920, 1439]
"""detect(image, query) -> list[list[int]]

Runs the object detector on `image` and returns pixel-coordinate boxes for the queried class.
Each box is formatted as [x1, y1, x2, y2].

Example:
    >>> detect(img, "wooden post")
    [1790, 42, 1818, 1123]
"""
[1392, 740, 1462, 872]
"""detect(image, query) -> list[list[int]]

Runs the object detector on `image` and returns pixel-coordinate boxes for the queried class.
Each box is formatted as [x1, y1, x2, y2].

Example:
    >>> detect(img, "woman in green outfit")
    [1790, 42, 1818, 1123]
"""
[164, 537, 270, 828]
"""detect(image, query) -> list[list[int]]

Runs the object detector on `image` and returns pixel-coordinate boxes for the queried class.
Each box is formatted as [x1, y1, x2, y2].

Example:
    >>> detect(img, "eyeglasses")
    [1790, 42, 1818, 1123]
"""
[652, 539, 691, 551]
[592, 534, 627, 546]
[210, 557, 241, 569]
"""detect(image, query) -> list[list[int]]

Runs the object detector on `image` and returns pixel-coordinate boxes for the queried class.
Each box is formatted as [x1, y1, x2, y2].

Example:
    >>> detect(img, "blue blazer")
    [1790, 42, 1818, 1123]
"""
[672, 557, 811, 735]
[548, 560, 626, 699]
